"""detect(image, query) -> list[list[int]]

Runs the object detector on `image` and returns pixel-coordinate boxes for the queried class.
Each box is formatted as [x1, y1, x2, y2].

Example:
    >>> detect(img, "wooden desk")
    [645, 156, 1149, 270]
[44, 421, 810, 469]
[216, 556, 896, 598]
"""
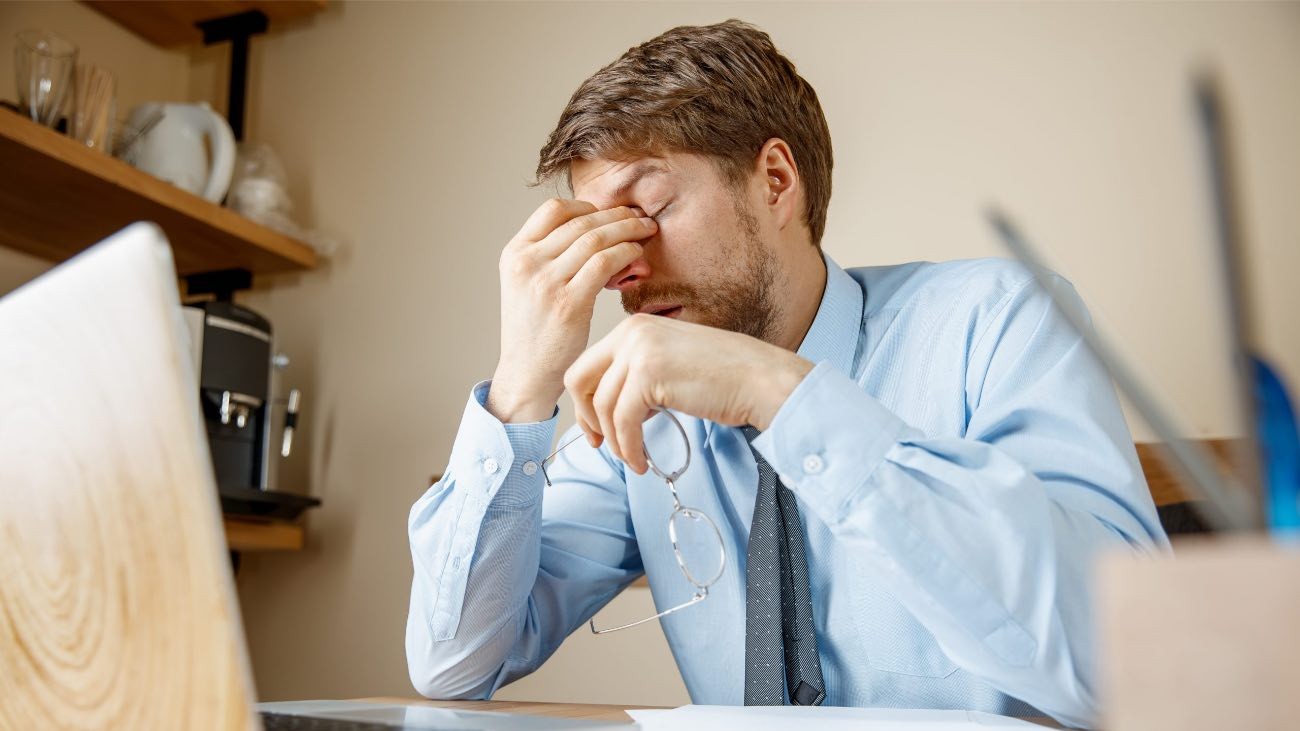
[357, 697, 644, 723]
[355, 697, 1062, 727]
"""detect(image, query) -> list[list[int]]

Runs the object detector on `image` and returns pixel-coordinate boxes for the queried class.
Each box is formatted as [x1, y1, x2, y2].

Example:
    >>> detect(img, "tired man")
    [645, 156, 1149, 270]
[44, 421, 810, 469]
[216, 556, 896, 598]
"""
[406, 20, 1166, 728]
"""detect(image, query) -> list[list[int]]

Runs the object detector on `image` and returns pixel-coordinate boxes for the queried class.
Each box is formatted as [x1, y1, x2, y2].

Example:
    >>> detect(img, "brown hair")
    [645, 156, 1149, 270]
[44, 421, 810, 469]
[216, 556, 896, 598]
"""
[535, 19, 833, 246]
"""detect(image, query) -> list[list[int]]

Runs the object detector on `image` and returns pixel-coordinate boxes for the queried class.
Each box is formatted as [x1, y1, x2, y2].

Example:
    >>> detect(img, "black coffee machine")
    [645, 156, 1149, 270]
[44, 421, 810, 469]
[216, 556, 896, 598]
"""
[182, 270, 318, 520]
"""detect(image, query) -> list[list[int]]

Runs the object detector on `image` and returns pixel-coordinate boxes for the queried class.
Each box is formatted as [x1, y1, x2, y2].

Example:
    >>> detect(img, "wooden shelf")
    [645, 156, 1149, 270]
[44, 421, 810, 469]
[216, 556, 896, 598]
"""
[82, 1, 327, 48]
[223, 516, 304, 552]
[0, 110, 317, 276]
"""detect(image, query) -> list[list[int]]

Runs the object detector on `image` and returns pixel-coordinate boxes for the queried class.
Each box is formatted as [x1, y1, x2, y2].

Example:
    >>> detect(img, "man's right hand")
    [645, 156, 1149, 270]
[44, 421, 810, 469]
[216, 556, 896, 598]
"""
[487, 199, 658, 423]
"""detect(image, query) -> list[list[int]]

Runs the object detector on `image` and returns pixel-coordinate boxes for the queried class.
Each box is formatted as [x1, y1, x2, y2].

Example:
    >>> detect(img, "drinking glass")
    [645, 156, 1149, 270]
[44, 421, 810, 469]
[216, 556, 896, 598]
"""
[14, 30, 78, 128]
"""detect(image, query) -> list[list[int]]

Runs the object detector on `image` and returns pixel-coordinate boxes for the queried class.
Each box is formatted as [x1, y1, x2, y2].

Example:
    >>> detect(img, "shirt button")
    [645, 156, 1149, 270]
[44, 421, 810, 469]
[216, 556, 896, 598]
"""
[482, 457, 500, 475]
[802, 454, 825, 474]
[522, 461, 538, 476]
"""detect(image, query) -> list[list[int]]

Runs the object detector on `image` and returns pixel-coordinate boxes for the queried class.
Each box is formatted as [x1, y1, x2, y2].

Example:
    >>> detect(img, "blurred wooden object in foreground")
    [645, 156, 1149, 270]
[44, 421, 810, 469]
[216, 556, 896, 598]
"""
[1097, 537, 1300, 731]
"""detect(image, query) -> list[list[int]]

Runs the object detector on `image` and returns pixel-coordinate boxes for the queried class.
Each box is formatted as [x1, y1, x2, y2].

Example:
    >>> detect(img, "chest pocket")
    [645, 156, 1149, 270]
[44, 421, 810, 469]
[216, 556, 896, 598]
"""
[851, 574, 958, 678]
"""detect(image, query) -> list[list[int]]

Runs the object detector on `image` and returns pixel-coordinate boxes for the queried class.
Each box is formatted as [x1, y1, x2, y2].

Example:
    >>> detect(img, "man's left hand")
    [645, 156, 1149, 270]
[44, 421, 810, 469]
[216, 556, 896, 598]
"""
[564, 314, 814, 474]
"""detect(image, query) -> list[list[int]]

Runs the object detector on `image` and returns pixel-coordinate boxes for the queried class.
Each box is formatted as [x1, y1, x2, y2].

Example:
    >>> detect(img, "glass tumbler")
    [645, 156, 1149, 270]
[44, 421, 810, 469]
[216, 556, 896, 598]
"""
[14, 30, 78, 127]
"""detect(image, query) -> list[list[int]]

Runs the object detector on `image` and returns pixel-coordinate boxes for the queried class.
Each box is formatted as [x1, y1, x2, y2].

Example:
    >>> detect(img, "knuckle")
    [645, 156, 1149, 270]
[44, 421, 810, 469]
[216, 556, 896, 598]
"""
[594, 377, 620, 405]
[505, 251, 535, 279]
[498, 249, 516, 273]
[626, 313, 655, 332]
[560, 214, 597, 241]
[576, 228, 608, 252]
[613, 405, 638, 432]
[624, 319, 662, 355]
[593, 245, 629, 270]
[541, 197, 567, 217]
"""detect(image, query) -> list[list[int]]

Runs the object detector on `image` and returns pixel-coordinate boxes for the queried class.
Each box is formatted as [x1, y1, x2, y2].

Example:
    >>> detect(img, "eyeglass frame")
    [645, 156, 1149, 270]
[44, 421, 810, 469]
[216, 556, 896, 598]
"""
[539, 408, 727, 634]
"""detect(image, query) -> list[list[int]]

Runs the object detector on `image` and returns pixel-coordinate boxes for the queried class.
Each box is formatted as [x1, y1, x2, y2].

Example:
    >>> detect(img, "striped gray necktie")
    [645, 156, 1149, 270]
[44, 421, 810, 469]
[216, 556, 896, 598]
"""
[741, 426, 825, 706]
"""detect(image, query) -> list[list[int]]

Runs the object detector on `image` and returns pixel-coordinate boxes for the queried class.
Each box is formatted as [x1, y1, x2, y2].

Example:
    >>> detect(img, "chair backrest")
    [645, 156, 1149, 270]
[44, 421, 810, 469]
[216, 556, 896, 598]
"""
[1135, 439, 1240, 535]
[1134, 440, 1238, 507]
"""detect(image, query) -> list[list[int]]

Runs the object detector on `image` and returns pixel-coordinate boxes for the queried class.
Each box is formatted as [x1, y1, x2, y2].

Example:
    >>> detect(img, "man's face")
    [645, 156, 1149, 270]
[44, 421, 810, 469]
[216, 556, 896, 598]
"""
[570, 152, 782, 342]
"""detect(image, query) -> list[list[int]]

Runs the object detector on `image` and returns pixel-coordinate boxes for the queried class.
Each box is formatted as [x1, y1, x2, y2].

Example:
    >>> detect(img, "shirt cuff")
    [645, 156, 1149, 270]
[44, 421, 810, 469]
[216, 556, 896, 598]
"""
[750, 362, 909, 525]
[447, 380, 558, 509]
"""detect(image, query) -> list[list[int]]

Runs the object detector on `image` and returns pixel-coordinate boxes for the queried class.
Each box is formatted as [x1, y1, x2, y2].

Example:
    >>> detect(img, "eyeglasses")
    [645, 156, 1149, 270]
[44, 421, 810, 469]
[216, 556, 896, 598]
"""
[541, 409, 726, 634]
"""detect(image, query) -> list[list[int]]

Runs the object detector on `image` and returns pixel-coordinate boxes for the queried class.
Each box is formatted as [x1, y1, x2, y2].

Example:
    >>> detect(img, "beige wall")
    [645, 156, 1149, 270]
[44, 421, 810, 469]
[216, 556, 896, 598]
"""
[3, 0, 1299, 709]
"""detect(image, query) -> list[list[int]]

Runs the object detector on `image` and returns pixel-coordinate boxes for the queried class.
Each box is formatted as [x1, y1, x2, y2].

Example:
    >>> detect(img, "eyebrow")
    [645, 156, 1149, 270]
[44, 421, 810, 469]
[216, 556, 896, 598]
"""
[607, 162, 668, 202]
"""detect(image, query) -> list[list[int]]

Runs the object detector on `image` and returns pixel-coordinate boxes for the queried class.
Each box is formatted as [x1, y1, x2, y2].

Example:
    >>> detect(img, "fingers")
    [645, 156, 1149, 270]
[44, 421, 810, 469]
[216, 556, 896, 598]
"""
[572, 355, 652, 475]
[591, 357, 630, 465]
[517, 198, 597, 242]
[612, 374, 652, 475]
[566, 337, 616, 449]
[550, 215, 657, 282]
[512, 201, 655, 305]
[566, 328, 658, 474]
[536, 205, 646, 257]
[568, 240, 646, 302]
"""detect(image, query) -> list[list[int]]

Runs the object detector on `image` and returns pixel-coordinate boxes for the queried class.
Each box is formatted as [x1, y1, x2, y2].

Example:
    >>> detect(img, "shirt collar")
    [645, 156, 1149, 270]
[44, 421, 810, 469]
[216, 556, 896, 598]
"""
[795, 251, 864, 376]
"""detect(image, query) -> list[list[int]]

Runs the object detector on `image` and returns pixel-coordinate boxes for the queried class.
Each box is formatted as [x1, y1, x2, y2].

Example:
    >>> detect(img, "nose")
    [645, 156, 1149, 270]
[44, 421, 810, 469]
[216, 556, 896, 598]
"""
[604, 255, 652, 291]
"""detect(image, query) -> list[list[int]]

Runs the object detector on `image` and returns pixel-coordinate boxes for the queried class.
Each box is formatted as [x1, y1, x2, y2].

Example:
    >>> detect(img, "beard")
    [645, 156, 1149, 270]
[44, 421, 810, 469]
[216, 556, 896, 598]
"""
[620, 201, 781, 343]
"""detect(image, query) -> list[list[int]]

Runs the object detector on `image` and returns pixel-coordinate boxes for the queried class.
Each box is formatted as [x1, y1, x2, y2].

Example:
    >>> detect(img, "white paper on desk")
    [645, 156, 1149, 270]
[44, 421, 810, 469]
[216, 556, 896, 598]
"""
[625, 705, 1046, 730]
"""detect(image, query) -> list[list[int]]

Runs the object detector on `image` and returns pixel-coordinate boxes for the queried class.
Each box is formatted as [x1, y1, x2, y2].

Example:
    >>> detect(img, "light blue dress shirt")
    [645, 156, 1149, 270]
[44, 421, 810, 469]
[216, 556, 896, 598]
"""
[406, 254, 1168, 728]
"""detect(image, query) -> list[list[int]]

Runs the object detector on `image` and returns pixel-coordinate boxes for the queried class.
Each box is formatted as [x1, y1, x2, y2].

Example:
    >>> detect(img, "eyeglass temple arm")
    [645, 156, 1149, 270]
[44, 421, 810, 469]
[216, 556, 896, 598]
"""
[540, 432, 587, 487]
[589, 590, 707, 635]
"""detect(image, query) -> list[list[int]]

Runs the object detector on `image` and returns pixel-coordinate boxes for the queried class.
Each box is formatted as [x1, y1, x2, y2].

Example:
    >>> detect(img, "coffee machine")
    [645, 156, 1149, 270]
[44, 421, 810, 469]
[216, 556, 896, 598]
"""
[181, 270, 317, 519]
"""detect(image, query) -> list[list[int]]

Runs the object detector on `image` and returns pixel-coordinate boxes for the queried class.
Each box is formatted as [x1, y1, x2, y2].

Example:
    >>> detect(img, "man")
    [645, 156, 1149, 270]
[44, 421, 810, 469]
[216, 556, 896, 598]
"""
[406, 20, 1166, 728]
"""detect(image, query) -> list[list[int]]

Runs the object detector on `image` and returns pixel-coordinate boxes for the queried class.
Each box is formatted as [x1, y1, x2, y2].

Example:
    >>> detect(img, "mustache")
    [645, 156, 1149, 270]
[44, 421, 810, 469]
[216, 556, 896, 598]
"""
[620, 281, 700, 314]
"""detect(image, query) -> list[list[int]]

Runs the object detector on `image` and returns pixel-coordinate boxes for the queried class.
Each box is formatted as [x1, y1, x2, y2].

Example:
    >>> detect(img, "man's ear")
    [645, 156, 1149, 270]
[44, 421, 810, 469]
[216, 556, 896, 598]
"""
[754, 138, 799, 231]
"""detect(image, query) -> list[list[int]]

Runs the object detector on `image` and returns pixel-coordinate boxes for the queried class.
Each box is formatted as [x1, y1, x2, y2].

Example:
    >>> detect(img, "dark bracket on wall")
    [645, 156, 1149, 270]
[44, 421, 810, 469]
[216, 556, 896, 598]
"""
[186, 268, 254, 301]
[195, 10, 269, 141]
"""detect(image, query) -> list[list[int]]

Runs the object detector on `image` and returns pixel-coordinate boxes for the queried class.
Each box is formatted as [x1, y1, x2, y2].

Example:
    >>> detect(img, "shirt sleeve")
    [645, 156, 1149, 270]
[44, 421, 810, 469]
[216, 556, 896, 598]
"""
[750, 275, 1168, 729]
[405, 381, 641, 699]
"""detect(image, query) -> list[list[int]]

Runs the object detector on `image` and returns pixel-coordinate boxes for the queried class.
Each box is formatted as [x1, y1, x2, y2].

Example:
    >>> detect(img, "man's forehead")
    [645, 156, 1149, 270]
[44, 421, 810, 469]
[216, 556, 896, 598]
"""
[570, 157, 672, 205]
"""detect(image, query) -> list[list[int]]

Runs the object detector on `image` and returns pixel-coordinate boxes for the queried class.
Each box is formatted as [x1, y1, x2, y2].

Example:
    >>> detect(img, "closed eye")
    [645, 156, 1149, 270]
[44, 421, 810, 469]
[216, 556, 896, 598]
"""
[649, 202, 672, 221]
